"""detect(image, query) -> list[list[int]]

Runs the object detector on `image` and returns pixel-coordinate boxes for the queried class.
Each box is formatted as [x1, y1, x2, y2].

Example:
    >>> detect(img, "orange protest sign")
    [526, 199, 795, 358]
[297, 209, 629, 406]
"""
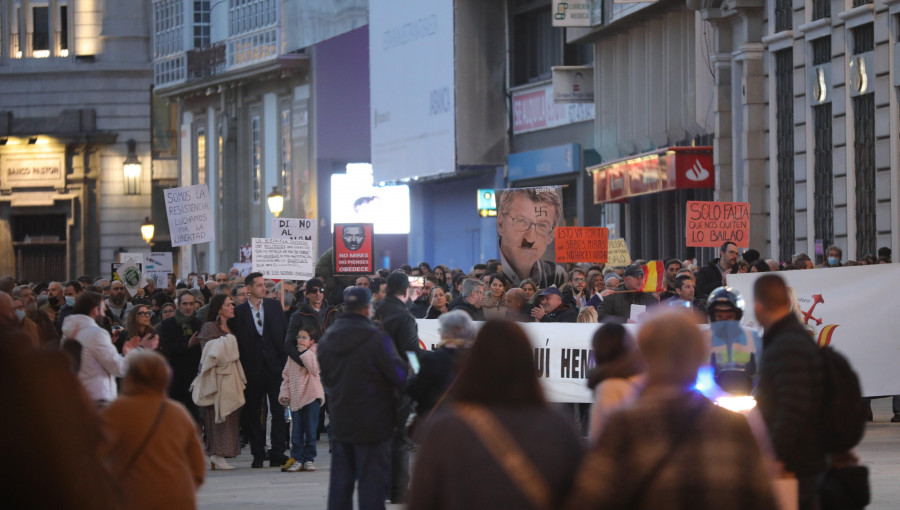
[686, 201, 750, 248]
[554, 227, 608, 263]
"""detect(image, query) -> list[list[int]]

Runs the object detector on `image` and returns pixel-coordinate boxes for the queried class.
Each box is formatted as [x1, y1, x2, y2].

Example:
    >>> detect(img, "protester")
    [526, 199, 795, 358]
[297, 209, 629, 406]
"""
[531, 287, 578, 323]
[565, 312, 778, 510]
[482, 273, 510, 320]
[408, 320, 584, 510]
[696, 241, 740, 298]
[448, 278, 486, 321]
[585, 273, 619, 308]
[519, 278, 537, 302]
[662, 274, 706, 317]
[370, 277, 388, 303]
[409, 277, 435, 319]
[562, 268, 589, 309]
[231, 283, 249, 306]
[318, 287, 407, 510]
[407, 310, 475, 433]
[279, 325, 325, 472]
[100, 351, 205, 510]
[232, 272, 290, 469]
[596, 264, 658, 323]
[576, 306, 598, 323]
[432, 266, 449, 291]
[286, 278, 338, 364]
[105, 281, 133, 327]
[504, 287, 533, 322]
[159, 289, 203, 421]
[754, 274, 826, 510]
[196, 294, 246, 471]
[585, 323, 646, 439]
[424, 286, 449, 319]
[115, 305, 159, 353]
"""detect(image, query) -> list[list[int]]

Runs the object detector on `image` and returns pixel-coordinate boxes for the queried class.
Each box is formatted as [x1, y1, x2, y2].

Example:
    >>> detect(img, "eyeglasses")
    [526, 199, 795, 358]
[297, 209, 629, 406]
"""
[573, 277, 586, 282]
[136, 311, 151, 317]
[256, 311, 262, 327]
[725, 249, 739, 256]
[507, 216, 554, 237]
[307, 288, 324, 294]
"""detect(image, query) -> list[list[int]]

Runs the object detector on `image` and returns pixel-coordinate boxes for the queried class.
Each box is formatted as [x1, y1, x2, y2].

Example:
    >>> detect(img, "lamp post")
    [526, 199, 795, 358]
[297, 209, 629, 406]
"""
[123, 139, 142, 195]
[140, 217, 155, 245]
[267, 186, 284, 218]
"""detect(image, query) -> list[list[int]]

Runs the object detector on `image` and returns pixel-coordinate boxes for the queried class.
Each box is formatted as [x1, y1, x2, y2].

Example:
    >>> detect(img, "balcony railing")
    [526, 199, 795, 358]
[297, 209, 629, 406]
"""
[187, 42, 226, 81]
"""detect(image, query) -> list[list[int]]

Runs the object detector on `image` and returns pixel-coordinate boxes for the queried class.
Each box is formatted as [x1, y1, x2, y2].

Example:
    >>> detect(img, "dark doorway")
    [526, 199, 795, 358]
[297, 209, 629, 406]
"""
[12, 215, 67, 283]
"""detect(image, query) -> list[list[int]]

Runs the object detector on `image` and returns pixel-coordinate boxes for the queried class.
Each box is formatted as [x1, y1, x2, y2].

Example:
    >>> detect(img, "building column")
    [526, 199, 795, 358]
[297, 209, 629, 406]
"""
[734, 43, 768, 252]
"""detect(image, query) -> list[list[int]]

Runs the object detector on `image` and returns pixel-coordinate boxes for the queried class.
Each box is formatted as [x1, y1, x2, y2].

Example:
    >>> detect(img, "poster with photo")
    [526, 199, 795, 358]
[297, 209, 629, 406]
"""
[494, 187, 566, 288]
[333, 223, 375, 275]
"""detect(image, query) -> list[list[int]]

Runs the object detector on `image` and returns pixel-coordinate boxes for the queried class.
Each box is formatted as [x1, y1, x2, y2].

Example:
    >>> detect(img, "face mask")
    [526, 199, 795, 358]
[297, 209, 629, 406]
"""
[15, 309, 26, 323]
[65, 296, 75, 307]
[827, 257, 839, 266]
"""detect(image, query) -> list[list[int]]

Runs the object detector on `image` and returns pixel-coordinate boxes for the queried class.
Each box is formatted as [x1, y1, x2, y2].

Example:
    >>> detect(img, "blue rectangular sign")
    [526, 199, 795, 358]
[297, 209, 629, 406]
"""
[507, 143, 580, 181]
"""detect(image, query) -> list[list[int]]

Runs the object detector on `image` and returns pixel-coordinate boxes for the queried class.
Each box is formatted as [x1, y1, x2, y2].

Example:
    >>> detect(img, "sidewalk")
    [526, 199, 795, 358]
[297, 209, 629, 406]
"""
[199, 398, 900, 509]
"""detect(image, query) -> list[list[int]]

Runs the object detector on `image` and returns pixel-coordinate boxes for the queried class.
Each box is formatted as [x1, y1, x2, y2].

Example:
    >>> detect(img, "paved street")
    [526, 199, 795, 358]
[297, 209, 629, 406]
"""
[199, 399, 900, 509]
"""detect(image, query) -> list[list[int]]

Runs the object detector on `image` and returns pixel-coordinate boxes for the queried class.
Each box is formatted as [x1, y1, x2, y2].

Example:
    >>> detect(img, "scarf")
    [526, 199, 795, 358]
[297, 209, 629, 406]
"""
[175, 310, 197, 337]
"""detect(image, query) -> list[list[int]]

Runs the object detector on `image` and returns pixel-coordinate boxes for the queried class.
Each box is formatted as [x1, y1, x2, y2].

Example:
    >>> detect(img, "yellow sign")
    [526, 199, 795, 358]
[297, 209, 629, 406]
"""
[606, 238, 632, 266]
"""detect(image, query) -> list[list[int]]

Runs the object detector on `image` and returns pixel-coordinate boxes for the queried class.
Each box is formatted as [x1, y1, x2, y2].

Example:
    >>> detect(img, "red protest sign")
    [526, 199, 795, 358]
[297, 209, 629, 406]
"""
[686, 201, 750, 248]
[554, 227, 609, 263]
[333, 223, 375, 275]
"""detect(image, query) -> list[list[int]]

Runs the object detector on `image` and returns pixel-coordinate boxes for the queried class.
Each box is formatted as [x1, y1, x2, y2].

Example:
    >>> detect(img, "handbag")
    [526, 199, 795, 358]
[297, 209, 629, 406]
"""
[121, 401, 167, 477]
[455, 404, 552, 510]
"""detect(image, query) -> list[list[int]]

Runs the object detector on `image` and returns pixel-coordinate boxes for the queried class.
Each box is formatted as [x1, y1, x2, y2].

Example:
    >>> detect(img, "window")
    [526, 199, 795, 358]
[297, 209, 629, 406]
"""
[251, 115, 261, 203]
[775, 49, 795, 263]
[10, 1, 68, 58]
[193, 0, 210, 48]
[153, 0, 184, 58]
[774, 0, 791, 32]
[58, 5, 67, 55]
[280, 108, 291, 199]
[853, 94, 876, 257]
[32, 6, 49, 56]
[811, 0, 829, 20]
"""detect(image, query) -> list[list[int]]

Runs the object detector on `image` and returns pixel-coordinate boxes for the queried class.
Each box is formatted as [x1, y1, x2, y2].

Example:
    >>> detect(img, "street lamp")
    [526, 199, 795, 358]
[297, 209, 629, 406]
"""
[267, 186, 284, 218]
[140, 217, 155, 245]
[123, 139, 142, 195]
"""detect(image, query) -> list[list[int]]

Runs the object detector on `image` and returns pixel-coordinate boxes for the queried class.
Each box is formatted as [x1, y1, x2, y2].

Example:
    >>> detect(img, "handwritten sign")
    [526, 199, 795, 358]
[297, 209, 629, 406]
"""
[272, 218, 316, 242]
[252, 238, 314, 280]
[686, 201, 750, 248]
[606, 238, 632, 266]
[164, 184, 215, 247]
[555, 227, 608, 263]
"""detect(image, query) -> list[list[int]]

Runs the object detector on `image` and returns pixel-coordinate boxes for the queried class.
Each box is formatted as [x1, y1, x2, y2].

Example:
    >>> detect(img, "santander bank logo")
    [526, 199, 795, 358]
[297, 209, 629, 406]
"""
[685, 160, 710, 182]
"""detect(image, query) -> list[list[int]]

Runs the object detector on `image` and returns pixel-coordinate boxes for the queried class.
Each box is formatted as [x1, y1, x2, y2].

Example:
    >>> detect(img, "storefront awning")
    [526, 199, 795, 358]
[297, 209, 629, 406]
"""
[588, 146, 713, 204]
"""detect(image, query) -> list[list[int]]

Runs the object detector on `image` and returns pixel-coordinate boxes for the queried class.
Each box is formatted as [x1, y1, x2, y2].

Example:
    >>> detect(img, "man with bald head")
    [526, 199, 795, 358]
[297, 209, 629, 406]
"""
[504, 287, 533, 322]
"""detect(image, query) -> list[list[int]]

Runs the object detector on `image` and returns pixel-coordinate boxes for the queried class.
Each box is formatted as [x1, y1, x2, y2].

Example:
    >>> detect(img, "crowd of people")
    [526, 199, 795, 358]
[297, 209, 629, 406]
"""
[0, 239, 887, 509]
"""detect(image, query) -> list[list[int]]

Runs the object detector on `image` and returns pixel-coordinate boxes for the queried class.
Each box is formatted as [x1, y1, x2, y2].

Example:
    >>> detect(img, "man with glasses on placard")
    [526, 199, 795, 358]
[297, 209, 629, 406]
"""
[696, 241, 741, 299]
[159, 288, 204, 422]
[496, 188, 567, 289]
[233, 272, 289, 468]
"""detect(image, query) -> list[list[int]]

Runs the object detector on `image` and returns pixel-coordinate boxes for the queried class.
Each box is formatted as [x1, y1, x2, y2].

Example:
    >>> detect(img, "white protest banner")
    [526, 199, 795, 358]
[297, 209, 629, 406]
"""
[120, 252, 174, 288]
[728, 264, 900, 397]
[116, 259, 144, 296]
[252, 237, 315, 280]
[164, 184, 214, 247]
[271, 218, 317, 278]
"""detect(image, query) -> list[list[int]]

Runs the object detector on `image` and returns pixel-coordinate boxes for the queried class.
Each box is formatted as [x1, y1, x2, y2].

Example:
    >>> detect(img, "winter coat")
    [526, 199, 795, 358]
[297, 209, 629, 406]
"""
[373, 294, 421, 353]
[285, 301, 338, 364]
[447, 296, 485, 321]
[61, 314, 130, 402]
[540, 304, 579, 323]
[279, 344, 324, 411]
[192, 333, 246, 423]
[595, 286, 658, 323]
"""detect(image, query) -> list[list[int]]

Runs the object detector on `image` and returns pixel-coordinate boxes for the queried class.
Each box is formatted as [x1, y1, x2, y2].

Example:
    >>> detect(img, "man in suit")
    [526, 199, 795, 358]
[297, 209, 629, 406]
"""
[231, 272, 289, 468]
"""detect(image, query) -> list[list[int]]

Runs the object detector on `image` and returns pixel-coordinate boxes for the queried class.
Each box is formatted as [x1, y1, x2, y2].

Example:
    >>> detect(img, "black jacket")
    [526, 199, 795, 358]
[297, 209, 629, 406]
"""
[230, 298, 288, 379]
[696, 258, 735, 299]
[318, 313, 407, 443]
[540, 304, 579, 323]
[596, 287, 658, 323]
[373, 295, 421, 354]
[409, 294, 430, 319]
[447, 296, 485, 321]
[285, 300, 338, 365]
[756, 314, 826, 476]
[407, 347, 466, 420]
[158, 314, 203, 401]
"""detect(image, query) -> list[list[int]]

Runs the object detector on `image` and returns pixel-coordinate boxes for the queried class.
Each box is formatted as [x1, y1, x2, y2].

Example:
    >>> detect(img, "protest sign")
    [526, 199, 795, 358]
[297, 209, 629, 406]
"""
[115, 259, 144, 296]
[119, 252, 174, 288]
[271, 217, 316, 278]
[495, 187, 564, 286]
[164, 184, 215, 247]
[686, 201, 750, 248]
[333, 223, 374, 275]
[252, 238, 315, 280]
[728, 264, 900, 396]
[555, 227, 608, 263]
[606, 238, 632, 266]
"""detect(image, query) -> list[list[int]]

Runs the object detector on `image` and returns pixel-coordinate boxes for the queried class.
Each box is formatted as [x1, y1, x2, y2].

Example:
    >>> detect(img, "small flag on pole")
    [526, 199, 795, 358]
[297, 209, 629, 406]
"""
[639, 261, 666, 293]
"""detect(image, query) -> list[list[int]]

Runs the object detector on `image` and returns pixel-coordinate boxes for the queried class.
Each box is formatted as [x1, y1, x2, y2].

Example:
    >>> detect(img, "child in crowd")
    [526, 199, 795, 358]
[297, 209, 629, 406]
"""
[278, 326, 325, 472]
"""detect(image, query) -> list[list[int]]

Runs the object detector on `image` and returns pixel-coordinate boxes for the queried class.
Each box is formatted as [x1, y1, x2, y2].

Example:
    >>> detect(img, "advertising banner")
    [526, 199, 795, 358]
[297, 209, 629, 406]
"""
[252, 238, 315, 280]
[495, 187, 565, 288]
[333, 223, 375, 275]
[512, 84, 596, 134]
[552, 66, 594, 102]
[728, 264, 900, 396]
[164, 184, 215, 247]
[555, 227, 608, 264]
[606, 238, 632, 266]
[686, 201, 750, 248]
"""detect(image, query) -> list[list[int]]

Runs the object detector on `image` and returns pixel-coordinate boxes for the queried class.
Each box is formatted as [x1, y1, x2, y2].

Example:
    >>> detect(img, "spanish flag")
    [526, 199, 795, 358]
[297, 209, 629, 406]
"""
[640, 261, 666, 293]
[817, 325, 839, 348]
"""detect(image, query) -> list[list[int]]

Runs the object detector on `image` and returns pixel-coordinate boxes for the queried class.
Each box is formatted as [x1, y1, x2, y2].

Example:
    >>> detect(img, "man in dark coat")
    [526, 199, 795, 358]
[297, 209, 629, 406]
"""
[696, 241, 739, 299]
[754, 274, 825, 510]
[318, 287, 407, 509]
[596, 264, 659, 323]
[447, 278, 486, 321]
[372, 270, 420, 503]
[531, 287, 578, 323]
[159, 289, 203, 422]
[231, 272, 289, 468]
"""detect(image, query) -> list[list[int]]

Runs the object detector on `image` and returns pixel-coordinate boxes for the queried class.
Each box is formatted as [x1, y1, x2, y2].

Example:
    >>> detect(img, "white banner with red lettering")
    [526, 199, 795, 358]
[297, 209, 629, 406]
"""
[728, 264, 900, 397]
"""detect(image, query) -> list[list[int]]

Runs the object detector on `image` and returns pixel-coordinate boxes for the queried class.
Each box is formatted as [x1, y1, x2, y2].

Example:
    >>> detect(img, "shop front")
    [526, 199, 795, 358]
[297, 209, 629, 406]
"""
[589, 146, 715, 261]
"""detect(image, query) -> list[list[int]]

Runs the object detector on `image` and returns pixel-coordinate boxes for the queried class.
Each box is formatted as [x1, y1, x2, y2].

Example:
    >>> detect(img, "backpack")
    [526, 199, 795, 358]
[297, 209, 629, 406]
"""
[819, 346, 867, 453]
